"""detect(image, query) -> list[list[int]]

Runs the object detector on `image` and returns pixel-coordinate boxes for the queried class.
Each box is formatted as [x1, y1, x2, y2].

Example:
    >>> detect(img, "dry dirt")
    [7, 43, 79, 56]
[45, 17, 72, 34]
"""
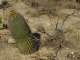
[0, 0, 80, 60]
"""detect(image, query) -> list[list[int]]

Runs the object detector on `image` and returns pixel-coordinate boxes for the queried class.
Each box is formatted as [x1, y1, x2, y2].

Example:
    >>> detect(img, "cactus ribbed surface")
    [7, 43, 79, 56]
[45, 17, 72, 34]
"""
[8, 13, 37, 54]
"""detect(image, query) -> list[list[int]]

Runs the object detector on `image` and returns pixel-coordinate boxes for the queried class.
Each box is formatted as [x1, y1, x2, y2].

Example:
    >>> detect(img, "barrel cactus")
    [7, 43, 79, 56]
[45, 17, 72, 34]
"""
[8, 11, 40, 54]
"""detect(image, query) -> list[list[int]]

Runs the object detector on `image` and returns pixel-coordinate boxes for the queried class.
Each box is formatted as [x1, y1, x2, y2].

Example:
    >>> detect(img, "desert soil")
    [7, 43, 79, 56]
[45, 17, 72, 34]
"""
[0, 1, 80, 60]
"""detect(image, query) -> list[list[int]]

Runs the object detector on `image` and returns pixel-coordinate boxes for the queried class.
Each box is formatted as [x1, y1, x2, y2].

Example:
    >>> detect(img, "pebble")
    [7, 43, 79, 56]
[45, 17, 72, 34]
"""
[8, 37, 16, 44]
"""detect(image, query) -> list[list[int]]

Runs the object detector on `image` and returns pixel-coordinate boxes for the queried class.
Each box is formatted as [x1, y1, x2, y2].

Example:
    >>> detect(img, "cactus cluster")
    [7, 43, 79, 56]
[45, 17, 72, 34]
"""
[8, 12, 39, 54]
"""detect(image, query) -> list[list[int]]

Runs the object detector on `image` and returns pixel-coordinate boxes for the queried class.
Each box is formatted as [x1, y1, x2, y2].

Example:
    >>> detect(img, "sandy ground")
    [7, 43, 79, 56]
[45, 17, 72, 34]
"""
[0, 1, 80, 60]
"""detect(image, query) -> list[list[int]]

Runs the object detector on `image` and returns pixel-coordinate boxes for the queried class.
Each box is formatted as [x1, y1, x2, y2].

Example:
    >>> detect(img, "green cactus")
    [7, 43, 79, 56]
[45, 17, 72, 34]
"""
[8, 13, 38, 54]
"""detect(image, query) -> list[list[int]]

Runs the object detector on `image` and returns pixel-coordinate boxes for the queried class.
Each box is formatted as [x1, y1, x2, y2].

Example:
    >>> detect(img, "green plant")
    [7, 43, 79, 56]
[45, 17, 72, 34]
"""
[8, 13, 39, 54]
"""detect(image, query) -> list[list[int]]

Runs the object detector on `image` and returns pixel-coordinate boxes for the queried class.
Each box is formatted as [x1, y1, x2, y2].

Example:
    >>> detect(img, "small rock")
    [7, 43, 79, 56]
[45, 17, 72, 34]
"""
[59, 9, 74, 15]
[8, 37, 16, 44]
